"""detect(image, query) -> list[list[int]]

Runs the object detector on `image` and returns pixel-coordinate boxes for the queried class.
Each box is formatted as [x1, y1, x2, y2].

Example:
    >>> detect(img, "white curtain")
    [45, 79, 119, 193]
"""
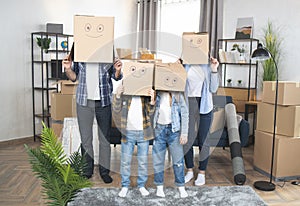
[199, 0, 223, 57]
[137, 0, 160, 53]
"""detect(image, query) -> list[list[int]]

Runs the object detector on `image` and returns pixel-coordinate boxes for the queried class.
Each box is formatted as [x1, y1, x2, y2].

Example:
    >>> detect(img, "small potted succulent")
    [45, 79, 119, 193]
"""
[227, 78, 232, 87]
[237, 79, 243, 87]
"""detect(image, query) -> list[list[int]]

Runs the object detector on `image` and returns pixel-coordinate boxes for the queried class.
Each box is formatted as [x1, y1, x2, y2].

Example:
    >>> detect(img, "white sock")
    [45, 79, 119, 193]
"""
[118, 187, 128, 197]
[184, 171, 194, 183]
[178, 186, 188, 198]
[194, 173, 205, 186]
[156, 185, 165, 197]
[139, 187, 150, 196]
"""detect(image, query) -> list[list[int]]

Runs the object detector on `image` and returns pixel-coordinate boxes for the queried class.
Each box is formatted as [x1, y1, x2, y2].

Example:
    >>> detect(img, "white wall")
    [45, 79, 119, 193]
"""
[0, 0, 137, 142]
[223, 0, 300, 83]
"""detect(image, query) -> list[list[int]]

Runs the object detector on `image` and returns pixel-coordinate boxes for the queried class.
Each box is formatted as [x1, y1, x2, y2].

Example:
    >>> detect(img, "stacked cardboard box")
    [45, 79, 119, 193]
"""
[254, 81, 300, 181]
[51, 80, 78, 138]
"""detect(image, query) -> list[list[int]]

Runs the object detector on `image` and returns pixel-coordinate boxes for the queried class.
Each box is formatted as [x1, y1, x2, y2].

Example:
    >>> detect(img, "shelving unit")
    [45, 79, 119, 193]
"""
[31, 32, 73, 141]
[217, 38, 259, 113]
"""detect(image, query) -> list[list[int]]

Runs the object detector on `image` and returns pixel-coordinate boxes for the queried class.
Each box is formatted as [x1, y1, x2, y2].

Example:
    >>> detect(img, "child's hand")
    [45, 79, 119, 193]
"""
[116, 84, 124, 99]
[114, 58, 122, 72]
[148, 88, 156, 105]
[180, 135, 188, 145]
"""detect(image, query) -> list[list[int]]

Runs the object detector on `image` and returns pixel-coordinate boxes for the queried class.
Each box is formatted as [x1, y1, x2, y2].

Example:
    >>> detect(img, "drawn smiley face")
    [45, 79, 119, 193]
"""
[164, 74, 178, 87]
[128, 66, 147, 78]
[84, 23, 104, 38]
[189, 37, 202, 48]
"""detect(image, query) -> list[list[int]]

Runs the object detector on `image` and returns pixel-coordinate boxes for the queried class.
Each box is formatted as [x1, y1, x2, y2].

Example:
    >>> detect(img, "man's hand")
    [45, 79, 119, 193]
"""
[210, 57, 219, 73]
[62, 55, 72, 71]
[180, 135, 188, 145]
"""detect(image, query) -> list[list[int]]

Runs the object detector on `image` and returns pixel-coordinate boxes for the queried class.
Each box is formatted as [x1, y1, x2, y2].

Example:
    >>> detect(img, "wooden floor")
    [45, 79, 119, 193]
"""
[0, 138, 300, 206]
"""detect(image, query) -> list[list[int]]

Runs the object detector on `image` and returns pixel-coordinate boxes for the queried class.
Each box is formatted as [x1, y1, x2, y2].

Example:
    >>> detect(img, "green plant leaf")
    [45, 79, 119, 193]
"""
[25, 123, 92, 206]
[261, 20, 282, 82]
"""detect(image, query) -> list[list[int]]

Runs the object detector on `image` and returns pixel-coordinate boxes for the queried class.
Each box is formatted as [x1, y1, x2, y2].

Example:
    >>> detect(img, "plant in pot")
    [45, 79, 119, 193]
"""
[227, 78, 232, 87]
[231, 44, 246, 63]
[36, 37, 51, 53]
[25, 122, 92, 206]
[237, 79, 243, 87]
[261, 20, 282, 82]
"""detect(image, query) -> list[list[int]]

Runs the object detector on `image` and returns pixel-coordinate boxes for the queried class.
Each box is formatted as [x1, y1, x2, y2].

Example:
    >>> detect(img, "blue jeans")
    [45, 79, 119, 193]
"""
[184, 97, 213, 171]
[153, 124, 185, 187]
[120, 130, 149, 188]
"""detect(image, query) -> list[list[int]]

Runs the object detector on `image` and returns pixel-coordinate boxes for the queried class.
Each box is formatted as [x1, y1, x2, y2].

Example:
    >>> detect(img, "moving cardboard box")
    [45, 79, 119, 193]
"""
[182, 32, 209, 64]
[51, 92, 76, 121]
[154, 63, 187, 92]
[262, 81, 300, 106]
[74, 15, 114, 63]
[58, 80, 78, 95]
[122, 61, 154, 96]
[116, 48, 132, 59]
[51, 120, 64, 140]
[254, 130, 300, 181]
[256, 102, 300, 137]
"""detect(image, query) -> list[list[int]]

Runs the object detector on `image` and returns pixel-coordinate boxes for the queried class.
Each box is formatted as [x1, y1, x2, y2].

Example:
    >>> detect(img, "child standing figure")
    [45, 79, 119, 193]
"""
[112, 84, 155, 197]
[152, 91, 189, 198]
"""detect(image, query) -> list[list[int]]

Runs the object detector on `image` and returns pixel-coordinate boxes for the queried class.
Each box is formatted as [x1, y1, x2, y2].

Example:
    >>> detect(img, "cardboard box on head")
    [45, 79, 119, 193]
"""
[182, 32, 209, 64]
[74, 15, 114, 63]
[122, 61, 154, 96]
[154, 63, 187, 92]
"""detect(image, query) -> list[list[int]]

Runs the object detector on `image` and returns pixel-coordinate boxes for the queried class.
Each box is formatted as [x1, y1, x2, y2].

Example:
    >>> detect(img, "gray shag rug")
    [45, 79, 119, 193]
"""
[68, 186, 267, 206]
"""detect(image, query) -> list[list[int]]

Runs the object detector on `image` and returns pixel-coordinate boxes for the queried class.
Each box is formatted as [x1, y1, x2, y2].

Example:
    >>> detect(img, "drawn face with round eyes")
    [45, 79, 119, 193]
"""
[164, 76, 178, 87]
[189, 37, 202, 48]
[84, 23, 104, 38]
[129, 66, 147, 78]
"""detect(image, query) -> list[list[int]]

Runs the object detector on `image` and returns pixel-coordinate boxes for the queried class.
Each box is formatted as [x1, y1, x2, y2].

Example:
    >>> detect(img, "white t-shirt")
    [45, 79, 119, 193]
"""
[126, 96, 143, 130]
[186, 65, 205, 97]
[86, 63, 100, 100]
[157, 92, 172, 125]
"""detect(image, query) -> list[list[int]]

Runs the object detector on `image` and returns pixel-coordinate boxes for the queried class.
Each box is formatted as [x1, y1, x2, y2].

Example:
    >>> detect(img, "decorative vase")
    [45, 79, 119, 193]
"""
[238, 53, 246, 63]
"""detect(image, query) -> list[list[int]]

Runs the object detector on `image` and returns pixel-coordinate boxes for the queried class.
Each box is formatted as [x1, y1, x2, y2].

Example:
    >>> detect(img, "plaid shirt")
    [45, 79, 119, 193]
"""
[72, 62, 122, 107]
[112, 95, 154, 142]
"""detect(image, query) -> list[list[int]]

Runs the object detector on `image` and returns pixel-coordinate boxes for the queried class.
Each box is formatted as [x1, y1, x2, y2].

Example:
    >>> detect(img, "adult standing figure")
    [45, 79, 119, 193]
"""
[62, 54, 122, 183]
[183, 57, 219, 186]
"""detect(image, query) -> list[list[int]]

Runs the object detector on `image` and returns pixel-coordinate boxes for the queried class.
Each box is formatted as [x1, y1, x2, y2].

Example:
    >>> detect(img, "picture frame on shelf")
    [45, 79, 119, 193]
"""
[235, 17, 253, 39]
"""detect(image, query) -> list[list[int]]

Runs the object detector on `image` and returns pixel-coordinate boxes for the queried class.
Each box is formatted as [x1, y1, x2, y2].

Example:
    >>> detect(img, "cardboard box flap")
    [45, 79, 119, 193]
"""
[52, 80, 78, 86]
[154, 63, 187, 92]
[122, 61, 154, 96]
[182, 32, 209, 64]
[116, 48, 132, 59]
[74, 15, 114, 63]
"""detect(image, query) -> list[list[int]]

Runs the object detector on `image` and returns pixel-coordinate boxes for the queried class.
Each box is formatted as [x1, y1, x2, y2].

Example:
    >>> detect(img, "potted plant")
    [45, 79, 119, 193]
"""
[36, 37, 51, 53]
[261, 20, 282, 82]
[227, 78, 232, 87]
[232, 44, 246, 63]
[237, 79, 243, 87]
[25, 123, 92, 206]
